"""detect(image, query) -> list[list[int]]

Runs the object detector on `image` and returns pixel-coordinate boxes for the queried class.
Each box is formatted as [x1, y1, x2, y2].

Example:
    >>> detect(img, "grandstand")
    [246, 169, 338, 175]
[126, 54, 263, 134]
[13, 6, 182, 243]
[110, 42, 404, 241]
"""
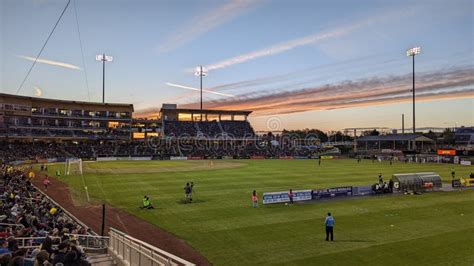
[0, 93, 133, 141]
[161, 104, 255, 138]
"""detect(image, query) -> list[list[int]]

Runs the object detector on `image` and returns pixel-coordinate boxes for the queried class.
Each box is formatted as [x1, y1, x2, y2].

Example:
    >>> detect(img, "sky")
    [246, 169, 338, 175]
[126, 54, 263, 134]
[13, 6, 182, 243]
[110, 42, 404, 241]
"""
[1, 0, 473, 132]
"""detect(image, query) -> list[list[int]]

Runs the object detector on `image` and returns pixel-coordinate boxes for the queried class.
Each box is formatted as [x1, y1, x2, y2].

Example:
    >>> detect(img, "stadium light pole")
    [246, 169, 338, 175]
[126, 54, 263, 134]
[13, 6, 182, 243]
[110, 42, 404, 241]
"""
[96, 53, 113, 103]
[194, 66, 208, 111]
[406, 47, 421, 136]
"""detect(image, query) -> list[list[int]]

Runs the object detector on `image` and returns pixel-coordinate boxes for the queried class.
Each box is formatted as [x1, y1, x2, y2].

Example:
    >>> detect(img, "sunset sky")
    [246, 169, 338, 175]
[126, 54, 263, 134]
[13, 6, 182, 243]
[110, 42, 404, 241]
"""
[1, 0, 473, 131]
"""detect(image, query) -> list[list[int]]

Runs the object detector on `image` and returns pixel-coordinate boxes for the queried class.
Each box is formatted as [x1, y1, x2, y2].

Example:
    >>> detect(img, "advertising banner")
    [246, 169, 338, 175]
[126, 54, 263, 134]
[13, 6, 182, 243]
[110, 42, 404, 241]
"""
[250, 156, 265, 159]
[437, 149, 456, 156]
[278, 156, 294, 160]
[262, 190, 312, 204]
[187, 156, 204, 160]
[97, 157, 117, 161]
[117, 156, 152, 161]
[352, 186, 374, 196]
[312, 186, 352, 199]
[460, 160, 472, 166]
[170, 156, 188, 161]
[320, 156, 334, 160]
[293, 156, 310, 159]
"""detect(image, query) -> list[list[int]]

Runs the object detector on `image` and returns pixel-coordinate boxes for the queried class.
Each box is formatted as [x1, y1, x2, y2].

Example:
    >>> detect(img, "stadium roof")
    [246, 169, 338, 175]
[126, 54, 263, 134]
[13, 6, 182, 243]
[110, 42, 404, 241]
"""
[0, 93, 134, 110]
[161, 107, 252, 116]
[356, 134, 434, 142]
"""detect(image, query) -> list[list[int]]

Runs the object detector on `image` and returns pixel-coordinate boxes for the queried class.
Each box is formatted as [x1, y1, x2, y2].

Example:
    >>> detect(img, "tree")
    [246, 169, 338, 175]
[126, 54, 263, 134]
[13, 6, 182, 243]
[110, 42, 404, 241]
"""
[362, 129, 380, 136]
[442, 128, 455, 145]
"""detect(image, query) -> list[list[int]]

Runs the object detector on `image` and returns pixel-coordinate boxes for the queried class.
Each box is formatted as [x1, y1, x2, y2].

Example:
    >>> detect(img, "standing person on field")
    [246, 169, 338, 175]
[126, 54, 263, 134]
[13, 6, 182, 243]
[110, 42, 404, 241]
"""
[288, 189, 294, 204]
[451, 168, 456, 179]
[184, 183, 193, 203]
[43, 176, 51, 191]
[252, 190, 258, 208]
[325, 213, 335, 241]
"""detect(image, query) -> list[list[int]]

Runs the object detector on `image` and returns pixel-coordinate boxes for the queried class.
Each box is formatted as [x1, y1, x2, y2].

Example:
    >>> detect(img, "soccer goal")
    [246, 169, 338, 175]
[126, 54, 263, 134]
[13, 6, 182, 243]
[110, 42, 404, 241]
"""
[65, 158, 83, 175]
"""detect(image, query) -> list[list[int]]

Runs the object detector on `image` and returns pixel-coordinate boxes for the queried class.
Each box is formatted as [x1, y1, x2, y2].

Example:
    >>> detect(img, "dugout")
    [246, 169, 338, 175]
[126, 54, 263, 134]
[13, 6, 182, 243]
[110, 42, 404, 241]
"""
[391, 172, 442, 192]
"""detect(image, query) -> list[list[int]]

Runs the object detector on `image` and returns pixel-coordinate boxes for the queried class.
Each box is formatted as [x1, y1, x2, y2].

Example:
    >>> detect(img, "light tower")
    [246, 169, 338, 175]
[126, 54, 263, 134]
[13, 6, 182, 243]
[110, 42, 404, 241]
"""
[96, 53, 113, 103]
[194, 66, 208, 112]
[406, 47, 421, 135]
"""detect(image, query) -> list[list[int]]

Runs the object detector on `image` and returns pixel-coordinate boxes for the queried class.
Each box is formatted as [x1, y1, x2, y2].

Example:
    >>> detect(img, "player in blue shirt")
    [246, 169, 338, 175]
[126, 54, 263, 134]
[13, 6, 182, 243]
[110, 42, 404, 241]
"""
[325, 212, 335, 241]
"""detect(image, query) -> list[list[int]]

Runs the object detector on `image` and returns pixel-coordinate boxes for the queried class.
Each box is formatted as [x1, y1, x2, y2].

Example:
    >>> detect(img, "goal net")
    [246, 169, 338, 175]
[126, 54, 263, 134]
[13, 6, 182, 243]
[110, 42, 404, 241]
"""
[65, 158, 83, 175]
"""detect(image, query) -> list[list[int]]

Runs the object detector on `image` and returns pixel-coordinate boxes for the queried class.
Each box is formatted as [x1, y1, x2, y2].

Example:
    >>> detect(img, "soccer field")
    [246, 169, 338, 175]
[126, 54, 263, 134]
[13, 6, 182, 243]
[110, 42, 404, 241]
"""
[49, 159, 474, 265]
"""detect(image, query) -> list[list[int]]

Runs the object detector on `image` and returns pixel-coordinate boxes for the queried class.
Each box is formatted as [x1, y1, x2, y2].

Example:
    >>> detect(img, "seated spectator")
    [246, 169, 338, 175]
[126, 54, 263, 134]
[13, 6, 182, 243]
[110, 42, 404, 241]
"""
[52, 242, 68, 265]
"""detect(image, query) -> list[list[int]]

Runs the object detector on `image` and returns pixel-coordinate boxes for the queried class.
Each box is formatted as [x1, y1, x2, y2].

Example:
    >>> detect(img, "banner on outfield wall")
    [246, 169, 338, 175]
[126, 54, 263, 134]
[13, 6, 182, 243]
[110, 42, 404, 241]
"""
[312, 186, 352, 199]
[320, 156, 334, 160]
[460, 160, 472, 166]
[97, 157, 118, 161]
[170, 156, 188, 161]
[117, 156, 152, 161]
[250, 156, 265, 160]
[222, 156, 233, 160]
[262, 190, 313, 204]
[278, 156, 294, 159]
[293, 156, 310, 159]
[187, 156, 204, 160]
[437, 149, 456, 156]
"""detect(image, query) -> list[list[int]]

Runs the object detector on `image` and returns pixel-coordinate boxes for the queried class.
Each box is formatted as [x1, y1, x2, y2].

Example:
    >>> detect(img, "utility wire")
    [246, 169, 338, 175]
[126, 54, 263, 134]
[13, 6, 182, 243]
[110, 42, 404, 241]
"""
[16, 0, 71, 95]
[73, 0, 90, 101]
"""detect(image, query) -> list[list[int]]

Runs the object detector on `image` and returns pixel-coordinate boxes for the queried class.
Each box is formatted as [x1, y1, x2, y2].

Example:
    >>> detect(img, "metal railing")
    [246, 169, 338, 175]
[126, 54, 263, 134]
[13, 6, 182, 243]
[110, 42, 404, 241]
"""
[65, 233, 109, 250]
[14, 236, 61, 249]
[13, 234, 109, 251]
[108, 228, 194, 266]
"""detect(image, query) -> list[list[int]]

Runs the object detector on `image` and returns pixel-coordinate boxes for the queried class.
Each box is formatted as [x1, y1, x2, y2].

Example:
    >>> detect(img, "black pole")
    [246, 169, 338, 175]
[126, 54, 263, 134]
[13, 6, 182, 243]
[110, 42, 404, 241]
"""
[101, 203, 106, 236]
[200, 65, 203, 111]
[102, 53, 106, 103]
[412, 55, 415, 135]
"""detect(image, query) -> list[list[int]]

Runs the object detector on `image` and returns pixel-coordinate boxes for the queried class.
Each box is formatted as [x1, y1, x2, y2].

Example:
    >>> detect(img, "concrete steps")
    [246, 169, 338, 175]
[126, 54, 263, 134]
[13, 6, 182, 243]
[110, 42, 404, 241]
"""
[87, 253, 118, 266]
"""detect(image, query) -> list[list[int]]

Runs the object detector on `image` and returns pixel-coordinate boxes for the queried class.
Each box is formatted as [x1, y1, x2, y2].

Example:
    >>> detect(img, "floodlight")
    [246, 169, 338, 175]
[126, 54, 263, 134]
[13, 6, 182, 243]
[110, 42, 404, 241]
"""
[96, 54, 113, 62]
[194, 66, 208, 77]
[406, 47, 421, 56]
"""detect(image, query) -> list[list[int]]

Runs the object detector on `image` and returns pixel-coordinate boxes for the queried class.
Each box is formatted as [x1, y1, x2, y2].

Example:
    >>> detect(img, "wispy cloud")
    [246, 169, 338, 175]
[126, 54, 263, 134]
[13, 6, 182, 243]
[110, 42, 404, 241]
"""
[18, 55, 81, 70]
[156, 0, 263, 53]
[204, 9, 414, 71]
[178, 67, 474, 115]
[166, 82, 235, 97]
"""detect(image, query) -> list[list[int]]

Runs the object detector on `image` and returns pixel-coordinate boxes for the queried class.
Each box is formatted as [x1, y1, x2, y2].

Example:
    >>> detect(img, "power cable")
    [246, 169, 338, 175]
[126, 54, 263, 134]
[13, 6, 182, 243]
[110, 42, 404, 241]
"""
[16, 0, 71, 94]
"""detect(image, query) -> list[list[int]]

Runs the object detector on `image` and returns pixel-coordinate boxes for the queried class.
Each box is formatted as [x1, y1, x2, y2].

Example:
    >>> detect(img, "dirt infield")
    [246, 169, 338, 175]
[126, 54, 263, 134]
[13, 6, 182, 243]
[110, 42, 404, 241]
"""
[32, 175, 210, 266]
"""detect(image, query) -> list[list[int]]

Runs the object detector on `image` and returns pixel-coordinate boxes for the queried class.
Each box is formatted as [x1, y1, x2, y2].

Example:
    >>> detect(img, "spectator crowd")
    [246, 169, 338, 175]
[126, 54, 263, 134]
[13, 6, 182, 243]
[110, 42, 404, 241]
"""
[0, 164, 91, 265]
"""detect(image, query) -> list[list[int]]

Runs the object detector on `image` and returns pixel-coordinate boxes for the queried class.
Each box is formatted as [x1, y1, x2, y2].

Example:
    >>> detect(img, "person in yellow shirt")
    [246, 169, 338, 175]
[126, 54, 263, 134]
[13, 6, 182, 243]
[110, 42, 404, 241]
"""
[28, 171, 35, 179]
[50, 207, 58, 215]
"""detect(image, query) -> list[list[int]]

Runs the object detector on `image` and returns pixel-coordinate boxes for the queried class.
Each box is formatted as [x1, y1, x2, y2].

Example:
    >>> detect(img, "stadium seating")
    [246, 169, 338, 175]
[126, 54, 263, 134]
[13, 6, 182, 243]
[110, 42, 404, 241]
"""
[0, 165, 92, 265]
[164, 120, 255, 138]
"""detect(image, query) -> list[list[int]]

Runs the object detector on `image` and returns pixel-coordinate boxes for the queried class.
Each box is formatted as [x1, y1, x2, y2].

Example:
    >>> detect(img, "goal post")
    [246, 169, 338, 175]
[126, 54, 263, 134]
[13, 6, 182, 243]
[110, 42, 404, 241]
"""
[65, 158, 83, 175]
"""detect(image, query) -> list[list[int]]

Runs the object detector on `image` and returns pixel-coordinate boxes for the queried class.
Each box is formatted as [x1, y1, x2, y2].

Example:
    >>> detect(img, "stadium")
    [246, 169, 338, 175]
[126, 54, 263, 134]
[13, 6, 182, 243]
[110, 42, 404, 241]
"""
[1, 1, 474, 266]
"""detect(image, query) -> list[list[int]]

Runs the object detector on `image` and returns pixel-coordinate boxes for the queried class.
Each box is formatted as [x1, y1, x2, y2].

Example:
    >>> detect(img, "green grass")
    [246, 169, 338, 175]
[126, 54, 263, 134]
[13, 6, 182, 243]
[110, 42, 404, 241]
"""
[43, 159, 474, 265]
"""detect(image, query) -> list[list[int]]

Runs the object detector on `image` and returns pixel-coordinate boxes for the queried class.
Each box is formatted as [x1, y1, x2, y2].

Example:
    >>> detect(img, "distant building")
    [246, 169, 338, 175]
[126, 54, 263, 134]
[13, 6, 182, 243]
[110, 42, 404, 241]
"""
[455, 127, 474, 145]
[356, 134, 434, 152]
